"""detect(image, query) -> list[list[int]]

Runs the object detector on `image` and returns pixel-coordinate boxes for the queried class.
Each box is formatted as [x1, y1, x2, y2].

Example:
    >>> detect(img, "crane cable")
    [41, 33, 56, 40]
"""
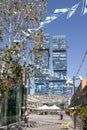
[75, 52, 87, 78]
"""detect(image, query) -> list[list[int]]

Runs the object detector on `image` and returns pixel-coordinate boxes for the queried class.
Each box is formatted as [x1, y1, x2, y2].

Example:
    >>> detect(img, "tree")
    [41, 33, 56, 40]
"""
[0, 1, 47, 121]
[0, 0, 47, 93]
[77, 106, 87, 129]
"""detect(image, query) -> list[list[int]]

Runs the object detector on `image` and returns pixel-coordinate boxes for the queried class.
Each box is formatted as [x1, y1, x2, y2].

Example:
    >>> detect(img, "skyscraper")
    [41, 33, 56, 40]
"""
[34, 34, 50, 95]
[48, 35, 67, 96]
[34, 35, 68, 98]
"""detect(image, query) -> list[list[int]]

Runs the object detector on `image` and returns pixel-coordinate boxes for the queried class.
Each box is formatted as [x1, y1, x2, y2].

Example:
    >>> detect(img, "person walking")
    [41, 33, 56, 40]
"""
[60, 110, 64, 120]
[24, 108, 30, 127]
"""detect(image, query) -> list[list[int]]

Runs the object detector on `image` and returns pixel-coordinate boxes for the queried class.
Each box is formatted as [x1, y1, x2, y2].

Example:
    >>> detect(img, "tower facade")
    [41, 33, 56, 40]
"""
[48, 35, 67, 96]
[34, 35, 68, 98]
[34, 34, 50, 95]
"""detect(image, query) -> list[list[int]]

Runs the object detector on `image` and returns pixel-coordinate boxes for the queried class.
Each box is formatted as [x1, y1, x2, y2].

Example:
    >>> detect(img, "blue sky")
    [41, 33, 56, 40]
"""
[44, 0, 87, 79]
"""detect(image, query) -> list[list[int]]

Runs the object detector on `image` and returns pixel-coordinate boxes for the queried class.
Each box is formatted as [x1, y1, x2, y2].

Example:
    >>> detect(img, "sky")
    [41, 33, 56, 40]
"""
[43, 0, 87, 80]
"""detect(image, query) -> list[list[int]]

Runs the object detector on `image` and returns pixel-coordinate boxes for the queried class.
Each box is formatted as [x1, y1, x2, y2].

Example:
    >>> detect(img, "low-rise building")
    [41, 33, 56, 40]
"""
[70, 79, 87, 107]
[82, 79, 87, 106]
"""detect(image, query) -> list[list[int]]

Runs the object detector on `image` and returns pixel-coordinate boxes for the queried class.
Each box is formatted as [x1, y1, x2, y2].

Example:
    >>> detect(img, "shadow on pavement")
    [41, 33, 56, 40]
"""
[0, 123, 23, 130]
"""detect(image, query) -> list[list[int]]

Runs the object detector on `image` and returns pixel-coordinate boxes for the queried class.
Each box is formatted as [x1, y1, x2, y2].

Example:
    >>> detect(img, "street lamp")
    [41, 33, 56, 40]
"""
[66, 76, 82, 129]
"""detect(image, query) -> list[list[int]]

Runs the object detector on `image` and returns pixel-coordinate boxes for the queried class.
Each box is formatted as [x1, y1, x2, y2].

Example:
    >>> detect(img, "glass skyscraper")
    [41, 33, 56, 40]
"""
[34, 34, 50, 95]
[34, 35, 69, 97]
[48, 35, 67, 96]
[53, 35, 67, 80]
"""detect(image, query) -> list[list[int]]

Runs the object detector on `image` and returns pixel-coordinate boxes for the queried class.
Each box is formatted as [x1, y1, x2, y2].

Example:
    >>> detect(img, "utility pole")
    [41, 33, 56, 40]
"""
[73, 76, 76, 129]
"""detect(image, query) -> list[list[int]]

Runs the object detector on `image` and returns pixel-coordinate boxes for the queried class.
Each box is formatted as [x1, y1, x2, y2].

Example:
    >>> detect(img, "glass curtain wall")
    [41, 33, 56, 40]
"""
[35, 34, 50, 95]
[50, 35, 67, 96]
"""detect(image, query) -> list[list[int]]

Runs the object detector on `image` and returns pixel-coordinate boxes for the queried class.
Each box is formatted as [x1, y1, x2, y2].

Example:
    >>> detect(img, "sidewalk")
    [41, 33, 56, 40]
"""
[21, 113, 81, 130]
[0, 113, 82, 130]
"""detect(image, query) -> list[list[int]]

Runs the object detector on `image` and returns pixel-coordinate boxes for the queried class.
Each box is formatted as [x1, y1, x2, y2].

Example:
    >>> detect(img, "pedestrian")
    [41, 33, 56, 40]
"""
[24, 108, 30, 127]
[60, 109, 64, 120]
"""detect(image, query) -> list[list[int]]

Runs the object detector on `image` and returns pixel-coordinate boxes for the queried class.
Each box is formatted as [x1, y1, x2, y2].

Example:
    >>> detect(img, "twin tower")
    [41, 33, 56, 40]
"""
[34, 34, 67, 97]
